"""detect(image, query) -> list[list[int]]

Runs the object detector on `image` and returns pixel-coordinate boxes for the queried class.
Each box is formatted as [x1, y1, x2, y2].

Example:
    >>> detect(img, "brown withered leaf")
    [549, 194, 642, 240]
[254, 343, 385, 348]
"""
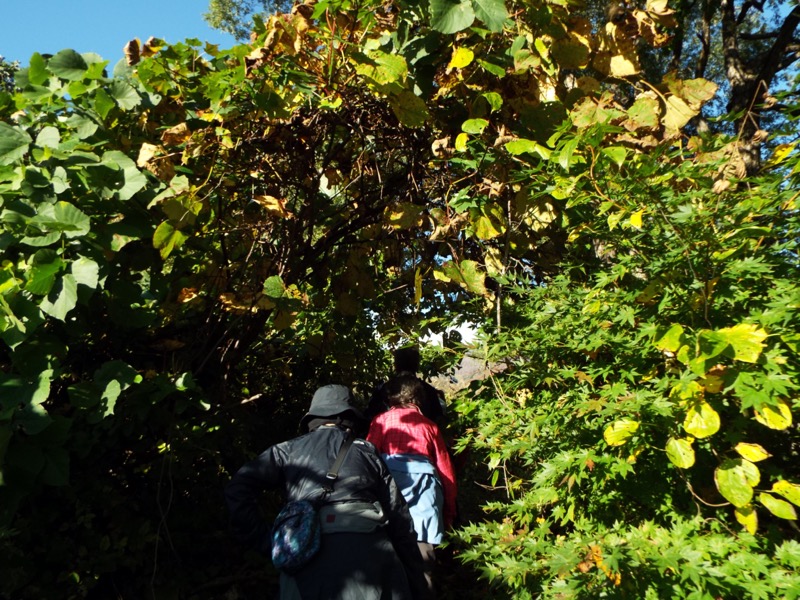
[245, 47, 270, 75]
[142, 37, 162, 58]
[161, 122, 192, 146]
[431, 136, 453, 158]
[136, 143, 175, 181]
[177, 288, 200, 303]
[123, 39, 140, 66]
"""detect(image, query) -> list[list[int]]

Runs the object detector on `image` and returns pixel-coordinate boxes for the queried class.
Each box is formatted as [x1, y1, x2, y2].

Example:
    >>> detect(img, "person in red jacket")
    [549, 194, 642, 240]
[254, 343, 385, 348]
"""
[366, 374, 457, 597]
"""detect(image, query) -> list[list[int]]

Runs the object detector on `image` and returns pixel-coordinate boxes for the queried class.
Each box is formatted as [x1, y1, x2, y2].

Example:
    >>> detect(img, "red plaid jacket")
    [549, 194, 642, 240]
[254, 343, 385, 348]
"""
[367, 405, 457, 527]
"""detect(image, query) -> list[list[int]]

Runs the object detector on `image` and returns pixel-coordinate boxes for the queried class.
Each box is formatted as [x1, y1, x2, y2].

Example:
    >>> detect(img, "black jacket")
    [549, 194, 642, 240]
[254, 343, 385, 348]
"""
[225, 425, 427, 598]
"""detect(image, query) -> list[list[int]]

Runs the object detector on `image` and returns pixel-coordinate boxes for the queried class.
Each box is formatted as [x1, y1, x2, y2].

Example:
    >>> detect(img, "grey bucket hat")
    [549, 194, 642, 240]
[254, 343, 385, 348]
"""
[300, 384, 364, 430]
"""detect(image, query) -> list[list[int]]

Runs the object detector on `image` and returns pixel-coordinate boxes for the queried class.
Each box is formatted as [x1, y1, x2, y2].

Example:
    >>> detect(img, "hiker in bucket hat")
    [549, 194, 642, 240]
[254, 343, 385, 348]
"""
[225, 384, 429, 600]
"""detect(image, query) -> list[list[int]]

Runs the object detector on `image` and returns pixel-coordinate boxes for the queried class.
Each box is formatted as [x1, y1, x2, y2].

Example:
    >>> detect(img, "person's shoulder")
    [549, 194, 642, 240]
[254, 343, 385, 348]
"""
[354, 438, 377, 451]
[352, 437, 381, 459]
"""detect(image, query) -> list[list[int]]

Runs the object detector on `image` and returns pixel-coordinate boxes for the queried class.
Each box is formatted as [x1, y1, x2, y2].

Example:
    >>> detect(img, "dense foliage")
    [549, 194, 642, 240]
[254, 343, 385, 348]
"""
[0, 0, 798, 598]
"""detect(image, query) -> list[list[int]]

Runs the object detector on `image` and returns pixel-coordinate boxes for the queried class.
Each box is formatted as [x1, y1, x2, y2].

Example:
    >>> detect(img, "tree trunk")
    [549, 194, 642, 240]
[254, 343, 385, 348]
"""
[721, 0, 800, 175]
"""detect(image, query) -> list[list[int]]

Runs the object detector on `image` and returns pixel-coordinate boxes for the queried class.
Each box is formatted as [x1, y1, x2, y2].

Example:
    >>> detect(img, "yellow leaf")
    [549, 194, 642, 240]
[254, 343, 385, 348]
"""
[629, 210, 643, 229]
[669, 380, 703, 406]
[734, 504, 758, 534]
[449, 47, 475, 70]
[699, 365, 727, 393]
[254, 195, 294, 219]
[603, 419, 639, 446]
[735, 443, 771, 463]
[455, 132, 469, 152]
[754, 399, 793, 430]
[662, 95, 696, 132]
[385, 202, 424, 229]
[683, 400, 720, 439]
[609, 54, 640, 77]
[655, 324, 685, 353]
[715, 323, 768, 363]
[766, 143, 795, 166]
[772, 480, 800, 506]
[484, 247, 504, 276]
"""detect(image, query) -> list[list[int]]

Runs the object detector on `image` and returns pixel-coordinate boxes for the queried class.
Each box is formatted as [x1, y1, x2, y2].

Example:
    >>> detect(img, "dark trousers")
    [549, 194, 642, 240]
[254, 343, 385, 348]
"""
[418, 541, 437, 598]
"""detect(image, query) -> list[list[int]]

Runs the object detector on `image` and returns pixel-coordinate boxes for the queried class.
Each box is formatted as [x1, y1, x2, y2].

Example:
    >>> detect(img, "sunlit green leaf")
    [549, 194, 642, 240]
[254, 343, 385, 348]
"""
[759, 492, 797, 520]
[48, 49, 88, 81]
[665, 437, 695, 468]
[109, 80, 141, 110]
[71, 257, 100, 289]
[0, 122, 33, 165]
[462, 118, 489, 134]
[715, 458, 758, 507]
[39, 274, 78, 321]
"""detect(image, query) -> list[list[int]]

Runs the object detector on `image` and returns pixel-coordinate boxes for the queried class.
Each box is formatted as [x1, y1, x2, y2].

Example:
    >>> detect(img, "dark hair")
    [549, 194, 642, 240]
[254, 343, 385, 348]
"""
[393, 346, 420, 373]
[385, 373, 424, 408]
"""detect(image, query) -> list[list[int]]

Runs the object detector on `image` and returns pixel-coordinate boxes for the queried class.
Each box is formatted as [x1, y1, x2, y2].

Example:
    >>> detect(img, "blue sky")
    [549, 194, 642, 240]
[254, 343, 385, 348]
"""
[1, 0, 238, 68]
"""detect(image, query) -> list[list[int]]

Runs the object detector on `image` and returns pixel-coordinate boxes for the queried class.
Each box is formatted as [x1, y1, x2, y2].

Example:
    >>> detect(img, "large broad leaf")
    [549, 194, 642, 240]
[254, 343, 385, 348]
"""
[39, 274, 78, 321]
[603, 419, 639, 446]
[48, 49, 88, 81]
[449, 47, 475, 69]
[715, 458, 759, 507]
[653, 323, 684, 352]
[758, 492, 797, 520]
[71, 257, 100, 289]
[662, 95, 696, 132]
[504, 139, 551, 159]
[551, 39, 590, 70]
[52, 201, 91, 238]
[430, 0, 476, 34]
[734, 442, 771, 463]
[664, 74, 718, 111]
[354, 50, 408, 85]
[472, 0, 508, 32]
[0, 122, 33, 166]
[0, 370, 53, 435]
[109, 80, 141, 110]
[101, 151, 147, 200]
[772, 480, 800, 507]
[683, 400, 720, 439]
[734, 504, 758, 534]
[24, 254, 64, 296]
[715, 323, 768, 363]
[263, 275, 285, 299]
[462, 118, 489, 134]
[754, 399, 792, 430]
[665, 437, 695, 468]
[389, 91, 430, 128]
[35, 126, 61, 149]
[66, 114, 99, 140]
[153, 221, 188, 259]
[625, 96, 661, 131]
[439, 260, 487, 295]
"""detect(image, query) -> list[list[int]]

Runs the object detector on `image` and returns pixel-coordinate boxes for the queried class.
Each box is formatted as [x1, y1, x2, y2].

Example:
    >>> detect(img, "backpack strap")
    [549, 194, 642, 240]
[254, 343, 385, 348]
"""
[321, 429, 354, 497]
